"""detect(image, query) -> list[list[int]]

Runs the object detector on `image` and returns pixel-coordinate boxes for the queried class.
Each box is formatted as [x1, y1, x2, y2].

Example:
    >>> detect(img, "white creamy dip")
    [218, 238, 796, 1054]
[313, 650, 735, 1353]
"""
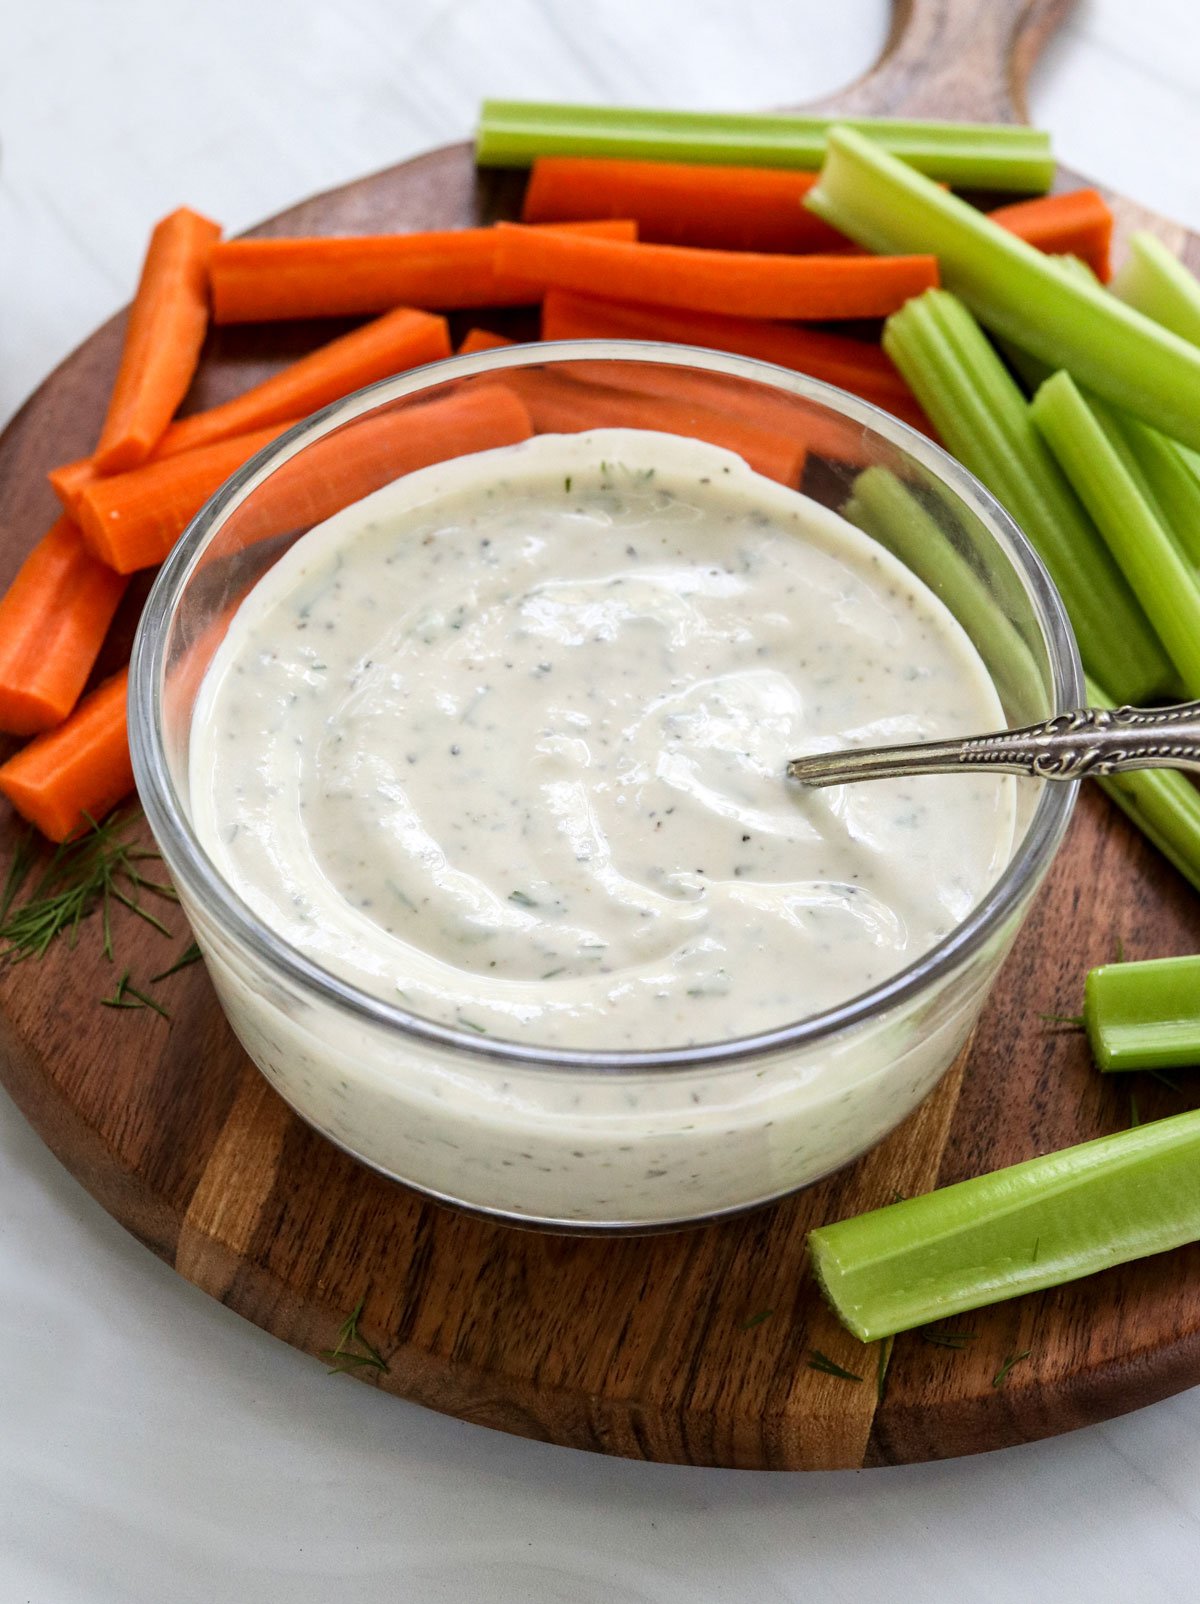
[191, 428, 1013, 1055]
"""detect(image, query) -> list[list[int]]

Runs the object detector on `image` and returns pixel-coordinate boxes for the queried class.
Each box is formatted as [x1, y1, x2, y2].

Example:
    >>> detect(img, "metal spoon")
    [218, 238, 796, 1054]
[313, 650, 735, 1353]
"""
[787, 699, 1200, 788]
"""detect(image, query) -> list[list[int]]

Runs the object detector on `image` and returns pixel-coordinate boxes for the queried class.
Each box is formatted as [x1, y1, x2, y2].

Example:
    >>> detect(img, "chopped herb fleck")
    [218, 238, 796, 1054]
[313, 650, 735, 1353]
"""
[876, 1334, 894, 1403]
[100, 968, 171, 1020]
[807, 1349, 862, 1382]
[739, 1309, 773, 1331]
[152, 941, 202, 982]
[920, 1327, 976, 1349]
[991, 1350, 1032, 1389]
[322, 1296, 389, 1377]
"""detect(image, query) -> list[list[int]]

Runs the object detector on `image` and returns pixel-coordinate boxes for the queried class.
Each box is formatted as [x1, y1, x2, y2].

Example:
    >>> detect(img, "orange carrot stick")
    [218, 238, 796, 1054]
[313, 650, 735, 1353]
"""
[92, 208, 223, 473]
[228, 383, 533, 548]
[457, 328, 516, 354]
[209, 220, 639, 323]
[76, 421, 299, 574]
[0, 669, 133, 841]
[47, 458, 96, 516]
[50, 306, 452, 515]
[522, 156, 849, 253]
[503, 369, 805, 486]
[0, 518, 129, 736]
[988, 188, 1115, 282]
[493, 225, 939, 320]
[540, 289, 931, 428]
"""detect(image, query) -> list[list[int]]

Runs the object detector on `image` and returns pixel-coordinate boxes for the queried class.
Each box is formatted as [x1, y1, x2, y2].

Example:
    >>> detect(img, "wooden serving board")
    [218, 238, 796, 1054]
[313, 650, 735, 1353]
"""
[3, 0, 1200, 1470]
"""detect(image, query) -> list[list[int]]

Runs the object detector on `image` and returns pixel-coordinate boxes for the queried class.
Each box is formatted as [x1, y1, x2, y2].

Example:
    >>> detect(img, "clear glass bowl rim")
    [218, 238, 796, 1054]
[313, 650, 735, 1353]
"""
[129, 338, 1083, 1074]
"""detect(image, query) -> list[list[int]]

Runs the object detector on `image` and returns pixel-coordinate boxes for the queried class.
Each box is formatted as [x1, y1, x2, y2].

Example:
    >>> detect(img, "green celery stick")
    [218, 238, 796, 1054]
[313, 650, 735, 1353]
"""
[1087, 676, 1200, 896]
[475, 101, 1054, 191]
[843, 467, 1045, 720]
[995, 257, 1097, 391]
[882, 289, 1172, 703]
[1112, 231, 1200, 347]
[1002, 357, 1200, 570]
[1032, 372, 1200, 695]
[809, 1107, 1200, 1340]
[1107, 412, 1200, 570]
[806, 127, 1200, 453]
[1085, 956, 1200, 1071]
[993, 255, 1200, 566]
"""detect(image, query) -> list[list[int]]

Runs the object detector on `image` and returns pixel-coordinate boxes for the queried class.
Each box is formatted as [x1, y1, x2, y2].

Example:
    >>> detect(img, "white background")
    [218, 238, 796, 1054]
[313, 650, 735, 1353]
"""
[4, 2, 1200, 1598]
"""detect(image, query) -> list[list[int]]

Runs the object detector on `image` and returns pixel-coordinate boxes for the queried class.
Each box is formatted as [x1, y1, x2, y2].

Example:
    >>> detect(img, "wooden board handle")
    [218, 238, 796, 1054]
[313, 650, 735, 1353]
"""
[801, 0, 1077, 124]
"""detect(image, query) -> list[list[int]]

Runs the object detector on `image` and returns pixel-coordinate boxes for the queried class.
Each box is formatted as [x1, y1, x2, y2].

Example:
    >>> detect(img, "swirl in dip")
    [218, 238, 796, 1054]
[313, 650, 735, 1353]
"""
[192, 428, 1013, 1053]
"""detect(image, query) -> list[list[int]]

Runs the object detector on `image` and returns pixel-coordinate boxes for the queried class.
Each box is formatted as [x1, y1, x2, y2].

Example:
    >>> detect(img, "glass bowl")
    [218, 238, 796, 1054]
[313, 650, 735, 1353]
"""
[129, 341, 1082, 1232]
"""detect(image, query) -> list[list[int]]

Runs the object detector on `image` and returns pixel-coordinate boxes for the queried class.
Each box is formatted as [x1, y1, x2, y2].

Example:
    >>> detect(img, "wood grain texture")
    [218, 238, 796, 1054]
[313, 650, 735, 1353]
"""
[3, 0, 1200, 1470]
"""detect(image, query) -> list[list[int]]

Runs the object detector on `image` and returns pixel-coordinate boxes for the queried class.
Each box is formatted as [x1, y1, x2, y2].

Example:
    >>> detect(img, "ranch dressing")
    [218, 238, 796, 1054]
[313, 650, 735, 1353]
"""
[191, 429, 1013, 1055]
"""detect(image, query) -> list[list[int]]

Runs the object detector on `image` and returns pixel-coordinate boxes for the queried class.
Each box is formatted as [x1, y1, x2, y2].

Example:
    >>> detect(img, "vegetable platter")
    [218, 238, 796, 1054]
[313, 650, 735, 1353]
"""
[2, 0, 1200, 1468]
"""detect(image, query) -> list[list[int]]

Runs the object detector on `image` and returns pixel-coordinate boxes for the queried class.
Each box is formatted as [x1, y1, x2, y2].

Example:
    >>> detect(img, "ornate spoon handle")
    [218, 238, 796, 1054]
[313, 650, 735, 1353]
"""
[787, 700, 1200, 789]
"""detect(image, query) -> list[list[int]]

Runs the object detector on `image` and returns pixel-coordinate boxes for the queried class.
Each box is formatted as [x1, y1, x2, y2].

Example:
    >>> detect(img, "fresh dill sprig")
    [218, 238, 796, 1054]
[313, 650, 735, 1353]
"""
[322, 1297, 389, 1377]
[920, 1327, 976, 1350]
[991, 1350, 1032, 1389]
[100, 968, 171, 1021]
[152, 941, 202, 982]
[739, 1309, 773, 1332]
[0, 826, 36, 926]
[100, 970, 139, 1010]
[1147, 1069, 1183, 1094]
[1039, 1011, 1084, 1028]
[0, 810, 174, 964]
[807, 1349, 862, 1383]
[876, 1335, 894, 1404]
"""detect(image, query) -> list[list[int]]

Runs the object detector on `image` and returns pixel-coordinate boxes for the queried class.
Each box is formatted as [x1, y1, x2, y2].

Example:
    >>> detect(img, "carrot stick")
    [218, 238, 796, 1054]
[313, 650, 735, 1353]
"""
[229, 383, 534, 548]
[0, 669, 133, 842]
[503, 369, 805, 486]
[458, 328, 516, 354]
[76, 421, 298, 574]
[540, 289, 932, 429]
[494, 225, 938, 320]
[47, 458, 97, 516]
[988, 189, 1114, 282]
[0, 518, 129, 737]
[210, 220, 639, 323]
[154, 305, 451, 454]
[49, 306, 452, 515]
[522, 156, 849, 253]
[92, 208, 223, 473]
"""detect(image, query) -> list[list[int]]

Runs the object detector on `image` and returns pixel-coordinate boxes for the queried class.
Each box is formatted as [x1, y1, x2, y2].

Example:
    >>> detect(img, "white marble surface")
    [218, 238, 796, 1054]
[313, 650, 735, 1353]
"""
[4, 2, 1200, 1598]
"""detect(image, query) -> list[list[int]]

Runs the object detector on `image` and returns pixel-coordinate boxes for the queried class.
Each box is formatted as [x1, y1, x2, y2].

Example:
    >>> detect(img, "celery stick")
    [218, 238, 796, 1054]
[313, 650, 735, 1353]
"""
[809, 1107, 1200, 1340]
[806, 127, 1200, 453]
[1032, 372, 1200, 695]
[1108, 412, 1200, 570]
[995, 259, 1097, 392]
[1112, 231, 1200, 347]
[1087, 677, 1200, 896]
[1003, 341, 1200, 568]
[843, 467, 1045, 719]
[1085, 957, 1200, 1071]
[882, 290, 1173, 703]
[475, 101, 1055, 191]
